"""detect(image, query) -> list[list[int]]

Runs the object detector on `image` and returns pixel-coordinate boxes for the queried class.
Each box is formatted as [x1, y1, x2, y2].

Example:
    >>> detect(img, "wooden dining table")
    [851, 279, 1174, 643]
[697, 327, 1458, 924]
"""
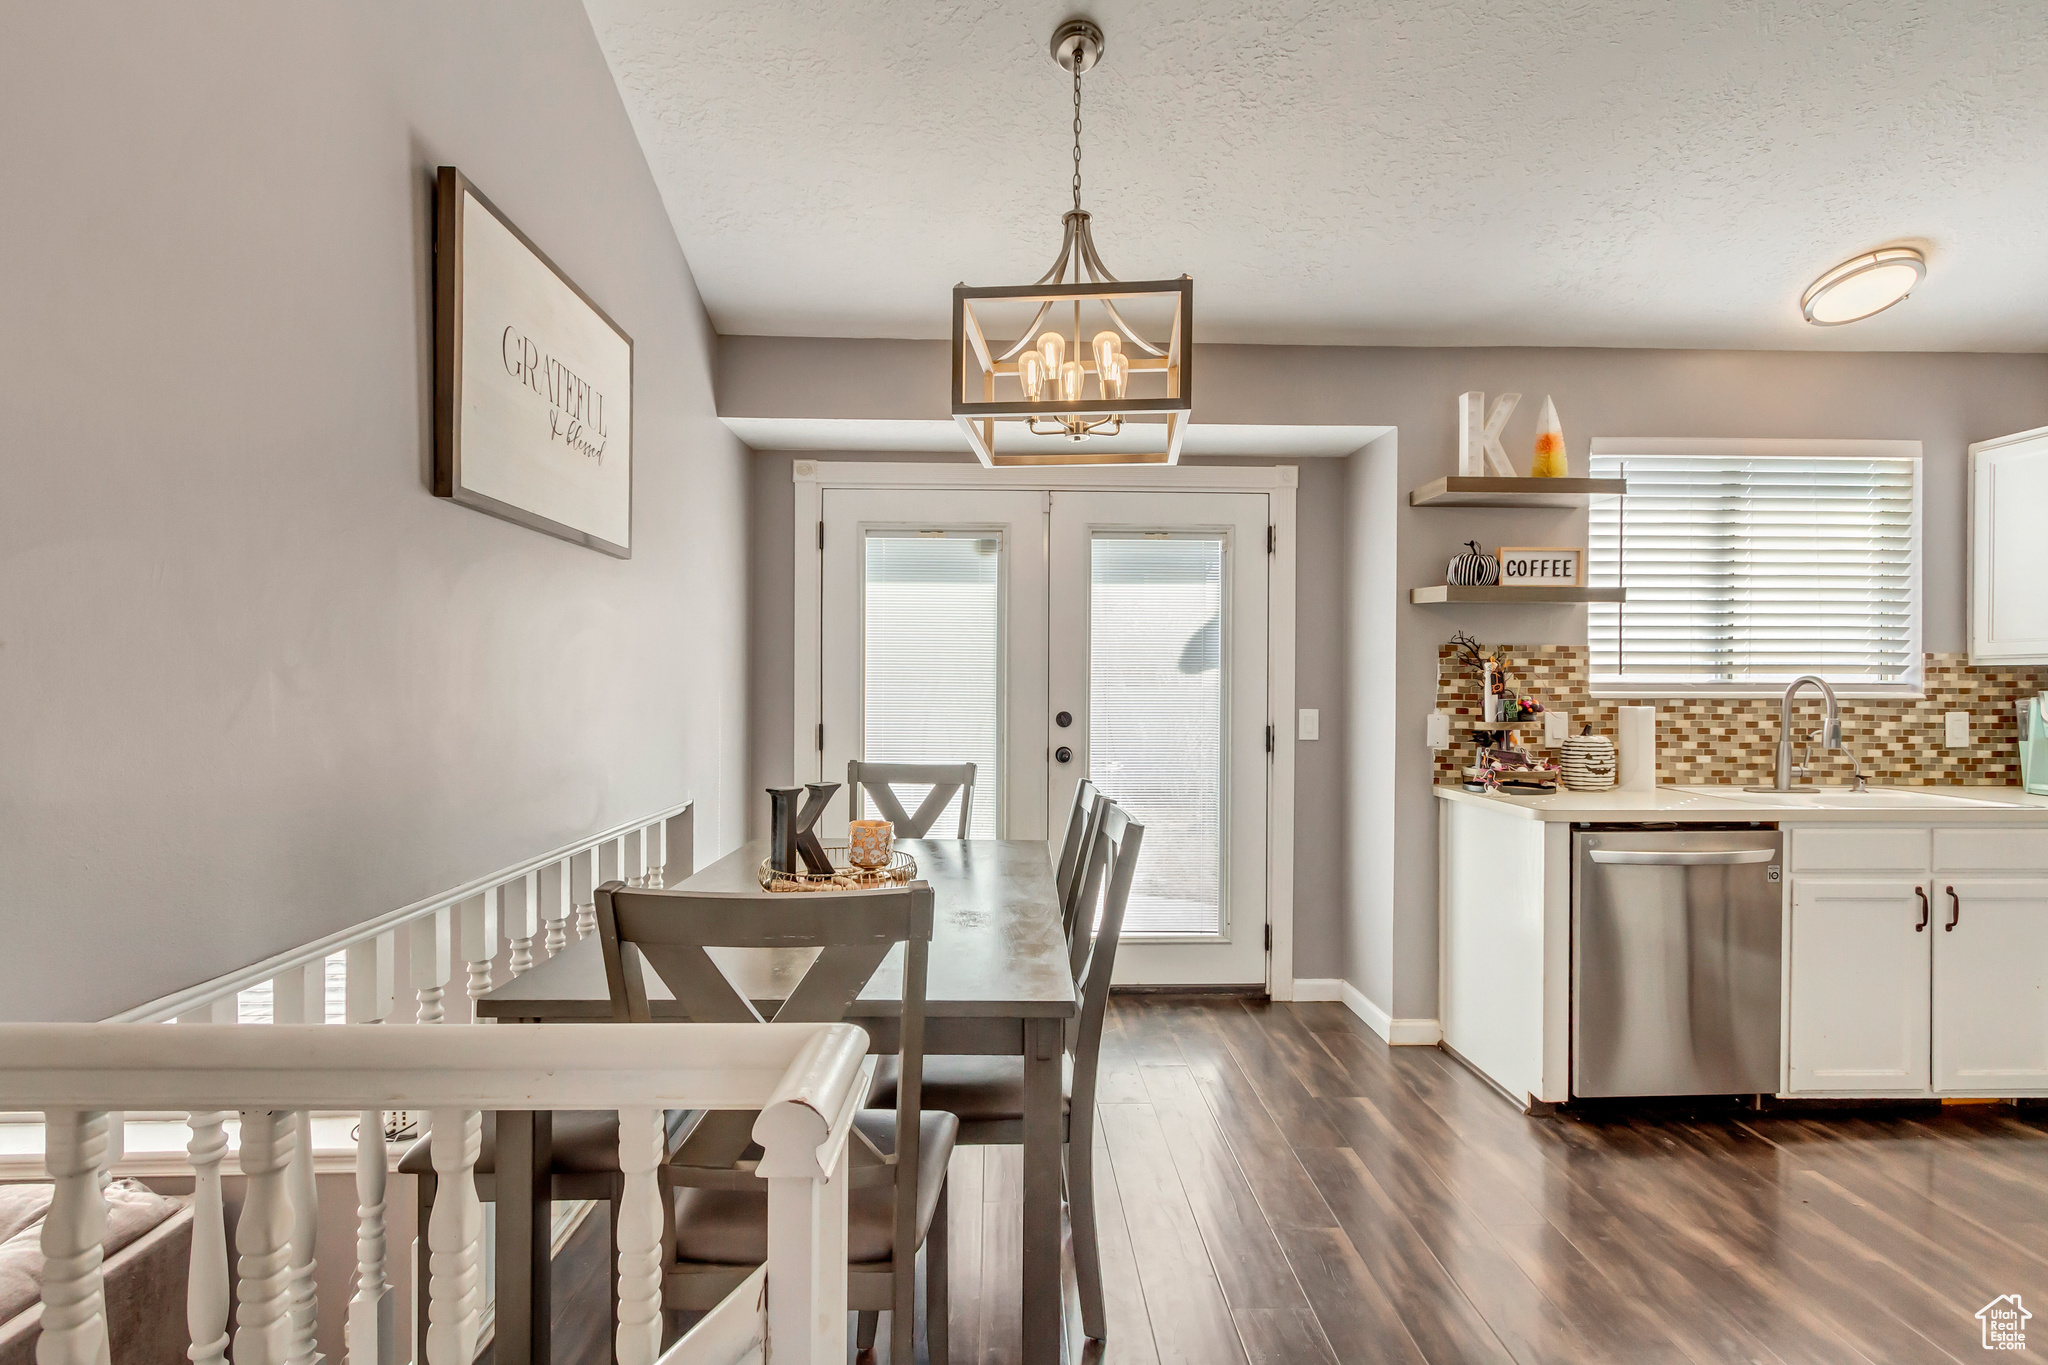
[475, 837, 1079, 1365]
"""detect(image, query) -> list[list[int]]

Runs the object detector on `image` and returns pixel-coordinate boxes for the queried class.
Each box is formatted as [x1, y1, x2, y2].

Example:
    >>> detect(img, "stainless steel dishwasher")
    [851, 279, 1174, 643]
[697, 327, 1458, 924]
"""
[1572, 827, 1783, 1098]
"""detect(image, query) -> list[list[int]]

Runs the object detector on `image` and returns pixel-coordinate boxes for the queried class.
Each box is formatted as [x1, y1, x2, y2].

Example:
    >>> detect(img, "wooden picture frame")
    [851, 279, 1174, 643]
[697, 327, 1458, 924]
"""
[433, 166, 633, 557]
[1496, 546, 1584, 587]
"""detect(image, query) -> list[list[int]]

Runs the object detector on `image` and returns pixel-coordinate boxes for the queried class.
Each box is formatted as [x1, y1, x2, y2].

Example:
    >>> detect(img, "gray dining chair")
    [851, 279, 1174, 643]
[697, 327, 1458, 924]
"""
[595, 879, 951, 1365]
[847, 759, 977, 838]
[869, 801, 1144, 1344]
[1054, 779, 1105, 935]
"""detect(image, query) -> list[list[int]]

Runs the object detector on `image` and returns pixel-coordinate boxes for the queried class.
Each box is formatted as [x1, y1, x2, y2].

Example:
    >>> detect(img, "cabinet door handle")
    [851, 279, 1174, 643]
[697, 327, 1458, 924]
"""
[1914, 885, 1930, 932]
[1945, 885, 1961, 932]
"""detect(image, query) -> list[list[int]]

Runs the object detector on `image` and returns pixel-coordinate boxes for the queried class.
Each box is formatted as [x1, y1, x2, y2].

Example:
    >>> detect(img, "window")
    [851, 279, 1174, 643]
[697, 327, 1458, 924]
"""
[1587, 442, 1921, 696]
[862, 531, 1001, 837]
[1090, 534, 1226, 937]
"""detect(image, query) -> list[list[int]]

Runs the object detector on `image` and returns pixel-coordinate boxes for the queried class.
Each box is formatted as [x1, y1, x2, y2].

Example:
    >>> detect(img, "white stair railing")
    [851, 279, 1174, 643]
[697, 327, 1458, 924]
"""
[99, 802, 692, 1030]
[0, 1020, 866, 1365]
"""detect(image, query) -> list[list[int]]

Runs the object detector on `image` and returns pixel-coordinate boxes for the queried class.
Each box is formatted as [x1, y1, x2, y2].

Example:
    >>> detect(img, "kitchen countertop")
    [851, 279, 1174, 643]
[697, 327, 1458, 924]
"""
[1433, 782, 2048, 823]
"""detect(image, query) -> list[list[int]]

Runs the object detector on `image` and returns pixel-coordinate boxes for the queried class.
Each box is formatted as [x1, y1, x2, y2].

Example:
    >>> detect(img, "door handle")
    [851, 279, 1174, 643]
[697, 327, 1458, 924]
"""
[1055, 746, 1073, 764]
[1945, 885, 1961, 932]
[1587, 848, 1776, 865]
[1914, 885, 1929, 932]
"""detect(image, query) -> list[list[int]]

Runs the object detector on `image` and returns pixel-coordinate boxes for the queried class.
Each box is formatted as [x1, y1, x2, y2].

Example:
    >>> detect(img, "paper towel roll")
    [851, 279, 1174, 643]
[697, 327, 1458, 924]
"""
[1617, 706, 1657, 791]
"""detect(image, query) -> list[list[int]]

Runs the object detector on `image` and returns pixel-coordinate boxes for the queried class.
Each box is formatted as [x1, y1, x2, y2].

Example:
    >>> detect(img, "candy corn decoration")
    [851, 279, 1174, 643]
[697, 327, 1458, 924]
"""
[1530, 396, 1568, 478]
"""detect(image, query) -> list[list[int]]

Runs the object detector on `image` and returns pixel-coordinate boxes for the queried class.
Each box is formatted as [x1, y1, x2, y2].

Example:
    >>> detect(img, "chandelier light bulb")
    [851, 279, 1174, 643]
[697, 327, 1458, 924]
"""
[1102, 351, 1129, 401]
[1092, 330, 1122, 385]
[1016, 349, 1046, 401]
[1059, 360, 1086, 404]
[1037, 331, 1065, 376]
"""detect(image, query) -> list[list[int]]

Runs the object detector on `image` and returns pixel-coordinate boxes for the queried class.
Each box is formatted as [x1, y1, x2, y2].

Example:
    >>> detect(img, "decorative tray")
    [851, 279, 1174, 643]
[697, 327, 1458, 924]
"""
[759, 844, 918, 892]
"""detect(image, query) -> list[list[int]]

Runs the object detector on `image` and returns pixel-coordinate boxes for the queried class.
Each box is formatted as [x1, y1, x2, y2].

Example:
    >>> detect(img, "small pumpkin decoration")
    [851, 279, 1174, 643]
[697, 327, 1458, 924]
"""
[1559, 723, 1618, 791]
[1447, 540, 1500, 587]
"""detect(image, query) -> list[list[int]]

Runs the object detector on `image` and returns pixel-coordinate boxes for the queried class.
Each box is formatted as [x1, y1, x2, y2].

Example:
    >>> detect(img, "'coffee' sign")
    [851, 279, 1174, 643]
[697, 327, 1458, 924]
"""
[1497, 547, 1584, 587]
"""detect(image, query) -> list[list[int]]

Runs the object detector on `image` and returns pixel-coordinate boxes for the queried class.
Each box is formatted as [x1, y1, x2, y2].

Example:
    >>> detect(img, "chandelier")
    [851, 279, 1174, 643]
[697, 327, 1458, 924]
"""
[951, 19, 1193, 467]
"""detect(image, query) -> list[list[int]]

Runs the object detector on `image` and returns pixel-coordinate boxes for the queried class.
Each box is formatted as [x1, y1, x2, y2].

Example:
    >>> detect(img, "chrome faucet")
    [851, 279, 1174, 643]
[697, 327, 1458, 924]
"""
[1774, 675, 1842, 791]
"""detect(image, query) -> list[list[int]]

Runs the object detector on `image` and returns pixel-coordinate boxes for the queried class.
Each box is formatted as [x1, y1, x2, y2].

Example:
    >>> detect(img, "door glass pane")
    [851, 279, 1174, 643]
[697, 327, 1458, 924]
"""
[1090, 535, 1224, 936]
[863, 532, 1000, 838]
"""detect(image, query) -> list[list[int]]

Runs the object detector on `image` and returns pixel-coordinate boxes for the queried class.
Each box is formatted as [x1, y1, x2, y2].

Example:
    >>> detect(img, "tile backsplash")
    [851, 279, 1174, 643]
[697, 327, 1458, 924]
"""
[1434, 647, 2048, 787]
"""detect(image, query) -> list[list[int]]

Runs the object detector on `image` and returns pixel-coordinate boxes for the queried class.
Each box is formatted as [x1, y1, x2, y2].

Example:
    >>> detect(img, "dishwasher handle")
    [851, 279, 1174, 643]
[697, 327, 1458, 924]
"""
[1587, 848, 1777, 866]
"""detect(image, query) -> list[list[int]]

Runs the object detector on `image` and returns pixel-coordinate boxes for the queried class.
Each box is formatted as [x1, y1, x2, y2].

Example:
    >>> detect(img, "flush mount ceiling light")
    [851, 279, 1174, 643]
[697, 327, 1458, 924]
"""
[1800, 247, 1926, 326]
[950, 18, 1192, 467]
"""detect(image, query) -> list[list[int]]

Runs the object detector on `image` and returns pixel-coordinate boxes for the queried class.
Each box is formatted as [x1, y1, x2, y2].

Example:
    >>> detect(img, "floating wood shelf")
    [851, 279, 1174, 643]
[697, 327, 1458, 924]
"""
[1409, 585, 1627, 605]
[1409, 476, 1627, 508]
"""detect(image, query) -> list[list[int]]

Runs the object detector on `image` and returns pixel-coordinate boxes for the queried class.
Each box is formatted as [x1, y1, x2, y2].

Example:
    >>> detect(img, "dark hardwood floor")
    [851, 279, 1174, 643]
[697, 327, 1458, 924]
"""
[529, 995, 2048, 1365]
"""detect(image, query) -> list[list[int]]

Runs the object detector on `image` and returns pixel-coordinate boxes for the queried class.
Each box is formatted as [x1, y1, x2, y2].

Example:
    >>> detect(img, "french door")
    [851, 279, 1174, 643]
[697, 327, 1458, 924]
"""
[817, 484, 1271, 987]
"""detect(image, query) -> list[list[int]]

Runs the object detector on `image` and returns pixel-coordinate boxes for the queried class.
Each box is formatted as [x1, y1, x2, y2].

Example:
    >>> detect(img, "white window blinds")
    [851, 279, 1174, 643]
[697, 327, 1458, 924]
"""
[1588, 453, 1920, 694]
[1089, 534, 1225, 938]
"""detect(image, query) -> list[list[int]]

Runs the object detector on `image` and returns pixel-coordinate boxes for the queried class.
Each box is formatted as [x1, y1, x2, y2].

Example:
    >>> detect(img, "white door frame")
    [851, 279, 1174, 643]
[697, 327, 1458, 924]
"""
[793, 459, 1300, 999]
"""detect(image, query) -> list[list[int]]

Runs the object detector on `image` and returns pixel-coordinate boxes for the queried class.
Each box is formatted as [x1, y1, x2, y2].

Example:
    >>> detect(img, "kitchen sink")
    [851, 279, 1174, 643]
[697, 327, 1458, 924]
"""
[1724, 786, 2015, 809]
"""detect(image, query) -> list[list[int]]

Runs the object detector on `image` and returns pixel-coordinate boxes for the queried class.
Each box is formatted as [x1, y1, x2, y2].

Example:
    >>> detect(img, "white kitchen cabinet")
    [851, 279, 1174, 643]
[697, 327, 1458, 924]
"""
[1933, 878, 2048, 1092]
[1970, 427, 2048, 664]
[1788, 879, 1932, 1092]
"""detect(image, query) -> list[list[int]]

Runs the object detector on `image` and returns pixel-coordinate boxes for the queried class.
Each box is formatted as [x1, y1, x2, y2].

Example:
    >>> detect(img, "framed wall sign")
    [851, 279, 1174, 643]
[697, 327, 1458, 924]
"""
[1497, 546, 1584, 587]
[433, 166, 633, 556]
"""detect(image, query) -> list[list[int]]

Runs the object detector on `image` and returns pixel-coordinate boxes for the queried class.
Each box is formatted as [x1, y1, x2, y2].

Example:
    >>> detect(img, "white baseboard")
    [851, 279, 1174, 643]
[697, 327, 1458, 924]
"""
[1338, 981, 1442, 1047]
[1290, 978, 1343, 1001]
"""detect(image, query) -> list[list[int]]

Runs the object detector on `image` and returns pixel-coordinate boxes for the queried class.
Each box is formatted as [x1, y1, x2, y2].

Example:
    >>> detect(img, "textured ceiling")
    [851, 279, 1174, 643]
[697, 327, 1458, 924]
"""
[584, 0, 2048, 350]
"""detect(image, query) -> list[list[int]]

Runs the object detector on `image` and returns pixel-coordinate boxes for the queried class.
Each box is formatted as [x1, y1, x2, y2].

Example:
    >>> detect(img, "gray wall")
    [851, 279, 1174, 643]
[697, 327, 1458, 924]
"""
[725, 336, 2048, 1023]
[1, 3, 750, 1020]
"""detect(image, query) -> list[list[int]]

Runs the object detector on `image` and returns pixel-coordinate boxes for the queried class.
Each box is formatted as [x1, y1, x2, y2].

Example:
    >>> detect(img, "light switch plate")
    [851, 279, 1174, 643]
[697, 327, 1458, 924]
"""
[1426, 713, 1451, 750]
[1946, 711, 1971, 747]
[1298, 709, 1319, 741]
[1543, 710, 1569, 746]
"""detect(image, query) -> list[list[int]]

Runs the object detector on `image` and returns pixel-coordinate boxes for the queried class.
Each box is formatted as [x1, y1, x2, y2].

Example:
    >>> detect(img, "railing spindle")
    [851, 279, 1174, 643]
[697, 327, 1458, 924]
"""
[622, 828, 646, 888]
[424, 1109, 483, 1365]
[540, 859, 571, 958]
[274, 963, 324, 1026]
[502, 873, 539, 978]
[347, 1111, 394, 1365]
[407, 909, 453, 1025]
[269, 970, 324, 1365]
[39, 1109, 112, 1365]
[459, 891, 499, 1009]
[96, 1110, 123, 1191]
[571, 846, 598, 941]
[284, 1111, 322, 1365]
[601, 838, 626, 896]
[234, 1110, 296, 1365]
[613, 1106, 664, 1365]
[176, 1000, 237, 1025]
[646, 821, 668, 888]
[345, 932, 396, 1024]
[185, 1112, 231, 1365]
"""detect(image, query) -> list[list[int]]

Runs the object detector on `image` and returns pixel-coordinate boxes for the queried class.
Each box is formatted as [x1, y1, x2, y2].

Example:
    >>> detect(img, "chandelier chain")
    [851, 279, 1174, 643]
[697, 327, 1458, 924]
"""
[1071, 60, 1083, 218]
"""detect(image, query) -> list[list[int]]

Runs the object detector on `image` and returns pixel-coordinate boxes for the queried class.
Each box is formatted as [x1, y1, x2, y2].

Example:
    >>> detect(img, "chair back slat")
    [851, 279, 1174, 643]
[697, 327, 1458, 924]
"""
[1065, 804, 1144, 1115]
[847, 760, 977, 838]
[1053, 780, 1099, 922]
[633, 947, 766, 1024]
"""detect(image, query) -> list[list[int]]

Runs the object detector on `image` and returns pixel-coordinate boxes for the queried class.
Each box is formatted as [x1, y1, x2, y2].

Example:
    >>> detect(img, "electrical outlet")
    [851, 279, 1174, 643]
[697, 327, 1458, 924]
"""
[1298, 709, 1320, 741]
[1946, 711, 1971, 747]
[1426, 713, 1451, 750]
[1543, 710, 1569, 746]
